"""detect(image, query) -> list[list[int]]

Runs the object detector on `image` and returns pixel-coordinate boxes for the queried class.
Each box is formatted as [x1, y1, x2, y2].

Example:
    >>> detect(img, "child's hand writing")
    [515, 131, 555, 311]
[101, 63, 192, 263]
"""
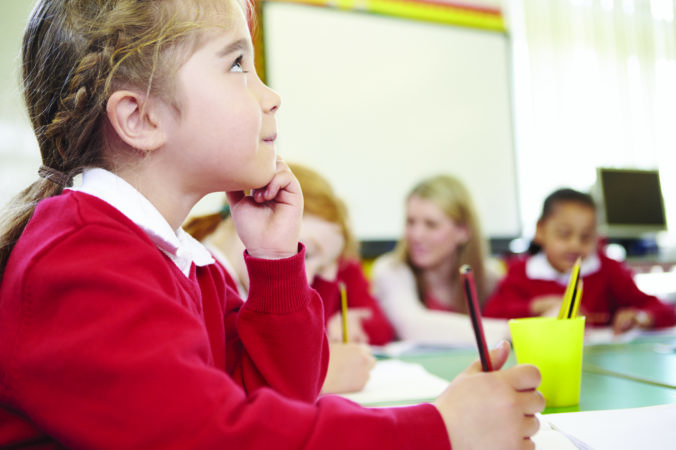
[227, 158, 303, 260]
[433, 341, 544, 450]
[612, 308, 653, 335]
[320, 342, 376, 394]
[530, 295, 563, 317]
[326, 309, 372, 343]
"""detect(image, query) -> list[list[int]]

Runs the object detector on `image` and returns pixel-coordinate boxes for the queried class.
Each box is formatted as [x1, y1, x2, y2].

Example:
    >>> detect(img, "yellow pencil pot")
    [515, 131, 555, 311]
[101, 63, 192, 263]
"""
[508, 316, 585, 407]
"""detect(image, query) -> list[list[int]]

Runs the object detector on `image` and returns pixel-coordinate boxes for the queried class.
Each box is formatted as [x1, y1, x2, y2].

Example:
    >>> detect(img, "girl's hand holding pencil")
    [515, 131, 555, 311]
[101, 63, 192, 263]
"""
[433, 265, 544, 449]
[326, 309, 371, 343]
[612, 307, 653, 334]
[530, 295, 564, 317]
[227, 158, 303, 260]
[320, 342, 376, 394]
[433, 341, 545, 450]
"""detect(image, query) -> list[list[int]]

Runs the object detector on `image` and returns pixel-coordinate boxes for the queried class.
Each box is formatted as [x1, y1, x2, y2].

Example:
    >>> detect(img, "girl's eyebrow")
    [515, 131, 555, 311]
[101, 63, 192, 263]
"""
[217, 38, 251, 57]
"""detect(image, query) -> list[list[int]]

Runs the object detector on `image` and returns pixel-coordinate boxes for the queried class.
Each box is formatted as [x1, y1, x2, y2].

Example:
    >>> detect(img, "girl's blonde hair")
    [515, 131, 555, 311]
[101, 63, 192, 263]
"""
[289, 163, 360, 261]
[0, 0, 251, 277]
[395, 174, 490, 311]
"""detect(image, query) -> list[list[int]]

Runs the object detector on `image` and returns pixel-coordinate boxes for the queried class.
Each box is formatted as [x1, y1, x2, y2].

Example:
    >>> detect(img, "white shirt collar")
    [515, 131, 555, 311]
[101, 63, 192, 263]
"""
[526, 252, 601, 285]
[69, 168, 214, 277]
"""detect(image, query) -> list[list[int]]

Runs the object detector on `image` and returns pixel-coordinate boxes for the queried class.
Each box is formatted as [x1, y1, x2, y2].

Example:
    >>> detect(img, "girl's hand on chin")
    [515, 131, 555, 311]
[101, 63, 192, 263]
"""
[226, 158, 303, 260]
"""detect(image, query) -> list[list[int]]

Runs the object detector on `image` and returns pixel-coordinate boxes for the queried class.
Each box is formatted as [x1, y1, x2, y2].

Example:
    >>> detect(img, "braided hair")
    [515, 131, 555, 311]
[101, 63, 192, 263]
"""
[0, 0, 250, 277]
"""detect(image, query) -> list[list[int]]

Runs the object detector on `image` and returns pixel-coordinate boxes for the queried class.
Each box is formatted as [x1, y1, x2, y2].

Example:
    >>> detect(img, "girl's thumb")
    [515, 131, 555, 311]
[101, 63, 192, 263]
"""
[467, 340, 510, 373]
[489, 340, 511, 370]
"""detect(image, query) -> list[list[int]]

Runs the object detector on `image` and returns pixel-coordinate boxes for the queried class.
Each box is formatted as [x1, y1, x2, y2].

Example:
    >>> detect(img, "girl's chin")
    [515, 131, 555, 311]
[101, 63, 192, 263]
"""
[553, 262, 574, 273]
[410, 256, 433, 269]
[248, 171, 276, 191]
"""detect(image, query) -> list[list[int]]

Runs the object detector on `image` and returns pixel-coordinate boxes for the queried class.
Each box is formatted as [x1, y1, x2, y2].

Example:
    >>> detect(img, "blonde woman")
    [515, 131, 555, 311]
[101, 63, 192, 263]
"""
[372, 175, 509, 346]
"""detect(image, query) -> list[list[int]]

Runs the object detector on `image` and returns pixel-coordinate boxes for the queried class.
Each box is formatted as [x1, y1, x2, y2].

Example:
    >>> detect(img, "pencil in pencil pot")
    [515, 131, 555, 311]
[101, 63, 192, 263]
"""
[558, 257, 582, 319]
[339, 282, 349, 343]
[570, 279, 583, 319]
[460, 264, 492, 372]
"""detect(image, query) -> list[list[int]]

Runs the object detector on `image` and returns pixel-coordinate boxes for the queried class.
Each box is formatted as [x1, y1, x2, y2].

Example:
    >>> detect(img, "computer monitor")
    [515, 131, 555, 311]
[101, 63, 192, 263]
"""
[594, 168, 667, 238]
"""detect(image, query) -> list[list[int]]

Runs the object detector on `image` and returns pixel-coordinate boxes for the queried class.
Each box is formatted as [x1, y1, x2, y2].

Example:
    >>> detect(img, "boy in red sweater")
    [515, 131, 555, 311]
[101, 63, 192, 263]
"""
[484, 188, 676, 333]
[0, 0, 544, 448]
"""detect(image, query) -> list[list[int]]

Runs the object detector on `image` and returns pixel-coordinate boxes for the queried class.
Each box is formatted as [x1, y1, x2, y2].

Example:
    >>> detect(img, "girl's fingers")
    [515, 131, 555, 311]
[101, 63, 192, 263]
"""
[349, 308, 373, 320]
[520, 438, 536, 450]
[501, 364, 541, 391]
[519, 414, 541, 438]
[253, 164, 299, 203]
[226, 190, 245, 206]
[264, 171, 292, 201]
[517, 389, 546, 415]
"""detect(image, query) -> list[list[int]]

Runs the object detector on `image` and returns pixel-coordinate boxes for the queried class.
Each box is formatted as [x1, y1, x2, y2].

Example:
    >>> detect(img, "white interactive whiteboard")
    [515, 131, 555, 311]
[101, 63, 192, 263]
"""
[263, 3, 520, 240]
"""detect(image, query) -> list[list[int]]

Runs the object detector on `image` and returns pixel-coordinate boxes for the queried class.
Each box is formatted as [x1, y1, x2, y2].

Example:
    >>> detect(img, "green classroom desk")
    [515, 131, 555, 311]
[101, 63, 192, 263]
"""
[369, 341, 676, 413]
[582, 336, 676, 389]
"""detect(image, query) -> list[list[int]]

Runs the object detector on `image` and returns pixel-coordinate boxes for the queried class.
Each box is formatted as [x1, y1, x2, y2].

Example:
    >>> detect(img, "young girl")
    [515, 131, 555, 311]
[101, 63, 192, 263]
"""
[0, 0, 544, 448]
[483, 188, 676, 333]
[184, 197, 378, 395]
[372, 174, 510, 346]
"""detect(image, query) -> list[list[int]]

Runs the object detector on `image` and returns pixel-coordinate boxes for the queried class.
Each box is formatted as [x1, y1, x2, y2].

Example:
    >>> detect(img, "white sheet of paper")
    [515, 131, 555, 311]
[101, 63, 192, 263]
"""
[532, 413, 592, 450]
[336, 359, 449, 405]
[538, 403, 676, 450]
[370, 341, 472, 358]
[532, 417, 581, 450]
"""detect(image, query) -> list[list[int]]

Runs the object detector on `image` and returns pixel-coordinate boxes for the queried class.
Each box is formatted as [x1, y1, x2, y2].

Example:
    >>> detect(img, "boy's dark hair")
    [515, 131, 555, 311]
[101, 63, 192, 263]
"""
[539, 188, 596, 222]
[528, 188, 596, 254]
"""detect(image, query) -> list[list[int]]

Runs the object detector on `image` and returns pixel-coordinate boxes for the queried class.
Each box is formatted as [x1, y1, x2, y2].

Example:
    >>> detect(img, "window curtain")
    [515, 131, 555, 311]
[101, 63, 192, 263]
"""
[508, 0, 676, 238]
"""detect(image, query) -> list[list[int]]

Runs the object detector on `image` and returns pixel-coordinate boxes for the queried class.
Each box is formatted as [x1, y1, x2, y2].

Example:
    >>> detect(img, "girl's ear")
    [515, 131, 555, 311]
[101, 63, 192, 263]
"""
[106, 90, 167, 152]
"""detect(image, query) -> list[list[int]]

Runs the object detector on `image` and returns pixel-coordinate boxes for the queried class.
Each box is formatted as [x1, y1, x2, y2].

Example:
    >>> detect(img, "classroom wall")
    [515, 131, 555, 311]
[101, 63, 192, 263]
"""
[262, 2, 520, 240]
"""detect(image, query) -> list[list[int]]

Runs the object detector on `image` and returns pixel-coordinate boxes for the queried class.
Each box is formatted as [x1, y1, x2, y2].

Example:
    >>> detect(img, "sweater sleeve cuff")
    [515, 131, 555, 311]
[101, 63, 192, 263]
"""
[646, 306, 676, 328]
[390, 403, 451, 450]
[244, 243, 312, 314]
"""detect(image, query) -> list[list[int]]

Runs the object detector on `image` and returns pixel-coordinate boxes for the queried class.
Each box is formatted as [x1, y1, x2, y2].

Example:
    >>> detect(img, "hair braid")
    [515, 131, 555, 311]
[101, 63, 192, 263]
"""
[43, 47, 109, 167]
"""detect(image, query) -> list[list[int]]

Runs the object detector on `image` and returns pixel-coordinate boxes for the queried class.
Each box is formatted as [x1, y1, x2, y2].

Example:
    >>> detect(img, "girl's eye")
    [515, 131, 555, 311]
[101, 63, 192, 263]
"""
[556, 230, 571, 239]
[230, 55, 245, 73]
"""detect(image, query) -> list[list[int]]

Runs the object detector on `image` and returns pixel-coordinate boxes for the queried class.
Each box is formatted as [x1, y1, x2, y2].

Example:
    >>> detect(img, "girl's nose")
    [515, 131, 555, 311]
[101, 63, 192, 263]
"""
[407, 225, 423, 241]
[262, 84, 281, 114]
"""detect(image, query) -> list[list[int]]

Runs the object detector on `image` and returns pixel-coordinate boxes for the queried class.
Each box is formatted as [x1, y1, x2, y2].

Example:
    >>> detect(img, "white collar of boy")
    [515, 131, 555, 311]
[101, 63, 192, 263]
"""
[526, 252, 601, 285]
[69, 168, 214, 277]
